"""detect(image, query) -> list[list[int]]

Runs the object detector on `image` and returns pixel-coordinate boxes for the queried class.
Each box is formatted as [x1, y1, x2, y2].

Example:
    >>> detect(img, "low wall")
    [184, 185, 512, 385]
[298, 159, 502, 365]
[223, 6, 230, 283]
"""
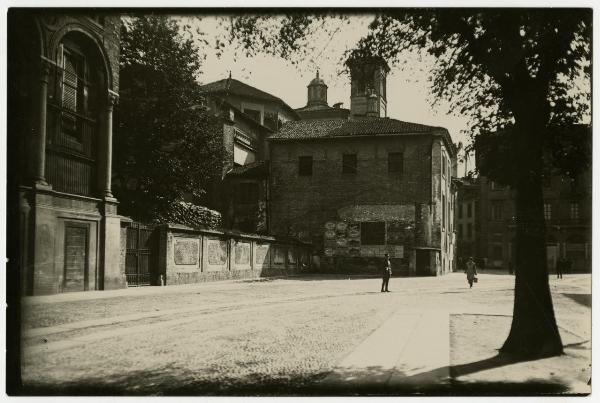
[157, 224, 312, 286]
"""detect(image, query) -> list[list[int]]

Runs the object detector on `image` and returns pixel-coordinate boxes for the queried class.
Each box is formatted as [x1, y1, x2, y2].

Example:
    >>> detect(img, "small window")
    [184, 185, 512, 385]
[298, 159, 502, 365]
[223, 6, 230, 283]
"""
[544, 203, 552, 220]
[467, 203, 473, 218]
[492, 202, 503, 221]
[342, 154, 357, 174]
[442, 195, 446, 230]
[388, 152, 403, 174]
[467, 223, 473, 238]
[441, 152, 446, 176]
[570, 202, 579, 219]
[243, 108, 261, 124]
[298, 156, 313, 176]
[458, 204, 463, 219]
[458, 224, 463, 240]
[360, 222, 385, 245]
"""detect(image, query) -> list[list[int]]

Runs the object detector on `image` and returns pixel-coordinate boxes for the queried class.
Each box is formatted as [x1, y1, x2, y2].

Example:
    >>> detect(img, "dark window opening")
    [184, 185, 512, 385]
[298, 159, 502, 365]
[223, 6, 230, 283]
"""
[298, 156, 313, 176]
[467, 203, 473, 218]
[236, 182, 259, 204]
[492, 203, 503, 221]
[243, 108, 261, 124]
[388, 152, 404, 174]
[360, 221, 385, 245]
[442, 195, 446, 230]
[342, 153, 357, 174]
[442, 153, 446, 176]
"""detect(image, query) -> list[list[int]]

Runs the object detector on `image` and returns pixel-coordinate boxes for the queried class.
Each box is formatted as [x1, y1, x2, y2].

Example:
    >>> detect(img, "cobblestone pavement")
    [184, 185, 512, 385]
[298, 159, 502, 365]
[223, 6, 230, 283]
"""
[19, 273, 591, 395]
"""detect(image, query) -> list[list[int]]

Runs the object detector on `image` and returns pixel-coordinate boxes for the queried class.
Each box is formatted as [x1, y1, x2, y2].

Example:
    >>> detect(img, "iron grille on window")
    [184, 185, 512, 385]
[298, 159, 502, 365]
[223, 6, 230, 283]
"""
[45, 42, 98, 196]
[360, 221, 385, 245]
[298, 156, 313, 176]
[342, 153, 357, 174]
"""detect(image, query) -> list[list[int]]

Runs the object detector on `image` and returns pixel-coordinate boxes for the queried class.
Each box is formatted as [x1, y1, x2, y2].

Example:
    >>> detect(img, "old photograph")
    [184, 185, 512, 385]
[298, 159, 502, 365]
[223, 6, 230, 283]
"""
[4, 4, 593, 397]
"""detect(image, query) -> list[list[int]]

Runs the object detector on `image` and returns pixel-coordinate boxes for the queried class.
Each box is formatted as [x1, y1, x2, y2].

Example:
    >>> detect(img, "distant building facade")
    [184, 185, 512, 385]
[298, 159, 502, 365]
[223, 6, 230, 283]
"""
[456, 126, 592, 273]
[455, 177, 480, 265]
[476, 171, 591, 273]
[8, 11, 124, 295]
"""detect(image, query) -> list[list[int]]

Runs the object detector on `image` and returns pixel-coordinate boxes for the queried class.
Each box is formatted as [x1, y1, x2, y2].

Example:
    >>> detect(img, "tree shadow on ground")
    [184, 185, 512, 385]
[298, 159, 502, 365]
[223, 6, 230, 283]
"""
[17, 352, 580, 396]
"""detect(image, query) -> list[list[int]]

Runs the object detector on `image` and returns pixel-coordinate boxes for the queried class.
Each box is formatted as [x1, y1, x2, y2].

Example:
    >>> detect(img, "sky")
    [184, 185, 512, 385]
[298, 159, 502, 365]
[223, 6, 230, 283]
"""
[184, 15, 475, 175]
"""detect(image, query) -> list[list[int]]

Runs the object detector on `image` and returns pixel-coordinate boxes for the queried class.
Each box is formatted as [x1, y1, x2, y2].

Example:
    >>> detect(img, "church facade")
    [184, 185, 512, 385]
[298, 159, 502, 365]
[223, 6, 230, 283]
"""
[7, 11, 125, 295]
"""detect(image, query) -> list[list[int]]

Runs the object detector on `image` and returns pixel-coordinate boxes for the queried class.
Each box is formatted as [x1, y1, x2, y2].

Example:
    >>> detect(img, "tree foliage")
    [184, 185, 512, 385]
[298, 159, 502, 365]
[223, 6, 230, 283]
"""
[115, 15, 222, 222]
[222, 9, 592, 358]
[224, 10, 591, 182]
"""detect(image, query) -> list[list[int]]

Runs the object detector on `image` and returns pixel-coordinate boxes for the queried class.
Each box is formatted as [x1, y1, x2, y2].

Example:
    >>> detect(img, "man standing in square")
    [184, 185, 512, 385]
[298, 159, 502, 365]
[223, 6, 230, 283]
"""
[381, 253, 392, 292]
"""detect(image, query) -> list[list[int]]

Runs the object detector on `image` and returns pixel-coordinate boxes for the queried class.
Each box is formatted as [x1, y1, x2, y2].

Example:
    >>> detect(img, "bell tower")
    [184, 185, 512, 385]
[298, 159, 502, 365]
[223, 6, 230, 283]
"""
[346, 56, 389, 118]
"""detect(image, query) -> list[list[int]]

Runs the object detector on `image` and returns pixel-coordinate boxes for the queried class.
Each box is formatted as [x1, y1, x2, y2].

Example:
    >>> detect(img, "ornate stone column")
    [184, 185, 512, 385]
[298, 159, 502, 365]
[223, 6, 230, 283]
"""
[102, 91, 118, 199]
[34, 58, 52, 187]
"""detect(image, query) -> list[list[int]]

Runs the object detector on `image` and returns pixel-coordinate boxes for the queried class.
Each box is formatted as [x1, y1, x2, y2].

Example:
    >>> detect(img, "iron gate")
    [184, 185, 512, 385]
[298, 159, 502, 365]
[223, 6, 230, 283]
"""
[125, 222, 156, 286]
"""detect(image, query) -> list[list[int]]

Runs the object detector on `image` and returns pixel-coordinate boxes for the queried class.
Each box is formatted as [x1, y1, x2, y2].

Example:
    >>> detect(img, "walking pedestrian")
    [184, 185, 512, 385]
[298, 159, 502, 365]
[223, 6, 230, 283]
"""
[465, 257, 477, 288]
[381, 253, 392, 292]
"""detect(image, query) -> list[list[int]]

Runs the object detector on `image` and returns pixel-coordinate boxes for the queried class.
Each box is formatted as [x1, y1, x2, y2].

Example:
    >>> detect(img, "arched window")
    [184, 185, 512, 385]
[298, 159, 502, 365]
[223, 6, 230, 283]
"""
[46, 32, 106, 196]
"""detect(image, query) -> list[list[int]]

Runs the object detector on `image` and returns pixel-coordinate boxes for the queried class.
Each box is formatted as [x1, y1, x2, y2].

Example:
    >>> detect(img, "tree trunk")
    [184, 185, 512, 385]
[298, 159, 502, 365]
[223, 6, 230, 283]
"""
[500, 95, 563, 358]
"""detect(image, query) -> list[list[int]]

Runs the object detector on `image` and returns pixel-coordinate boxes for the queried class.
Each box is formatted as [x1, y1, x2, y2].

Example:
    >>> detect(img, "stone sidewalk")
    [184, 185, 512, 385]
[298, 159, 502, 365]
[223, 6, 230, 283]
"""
[320, 309, 451, 392]
[319, 304, 590, 394]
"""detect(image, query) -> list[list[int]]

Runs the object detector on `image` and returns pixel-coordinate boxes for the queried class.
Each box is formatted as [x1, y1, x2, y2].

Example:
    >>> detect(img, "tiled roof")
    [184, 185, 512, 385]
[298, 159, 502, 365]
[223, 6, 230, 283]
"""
[271, 117, 446, 140]
[199, 78, 297, 117]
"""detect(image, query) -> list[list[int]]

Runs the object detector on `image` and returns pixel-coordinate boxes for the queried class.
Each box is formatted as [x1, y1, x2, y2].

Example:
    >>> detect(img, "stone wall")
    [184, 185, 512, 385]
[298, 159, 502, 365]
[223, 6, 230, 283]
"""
[158, 224, 312, 286]
[268, 135, 451, 276]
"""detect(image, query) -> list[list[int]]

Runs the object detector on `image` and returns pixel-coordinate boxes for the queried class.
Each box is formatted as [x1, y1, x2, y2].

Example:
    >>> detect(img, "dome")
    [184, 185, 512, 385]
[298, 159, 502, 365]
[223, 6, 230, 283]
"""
[308, 70, 327, 87]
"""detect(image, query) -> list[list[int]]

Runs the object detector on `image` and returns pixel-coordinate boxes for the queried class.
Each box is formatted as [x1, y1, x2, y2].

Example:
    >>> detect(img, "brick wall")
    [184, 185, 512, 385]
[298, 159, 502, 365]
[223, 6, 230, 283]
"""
[269, 134, 451, 275]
